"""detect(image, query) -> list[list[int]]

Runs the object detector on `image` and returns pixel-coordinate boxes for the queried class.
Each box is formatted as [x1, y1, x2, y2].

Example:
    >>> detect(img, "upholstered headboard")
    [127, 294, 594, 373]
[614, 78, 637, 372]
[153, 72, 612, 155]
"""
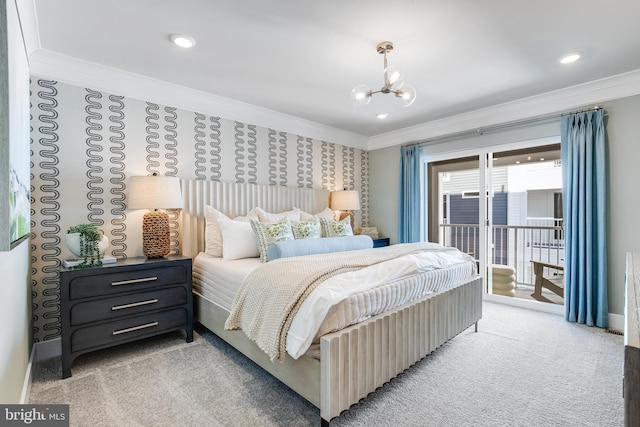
[180, 179, 330, 258]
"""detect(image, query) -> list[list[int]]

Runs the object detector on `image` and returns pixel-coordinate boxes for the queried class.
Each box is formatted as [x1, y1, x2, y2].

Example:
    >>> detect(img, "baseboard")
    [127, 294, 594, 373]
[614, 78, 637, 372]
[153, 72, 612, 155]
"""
[20, 338, 62, 404]
[484, 293, 564, 316]
[608, 313, 624, 334]
[19, 347, 35, 404]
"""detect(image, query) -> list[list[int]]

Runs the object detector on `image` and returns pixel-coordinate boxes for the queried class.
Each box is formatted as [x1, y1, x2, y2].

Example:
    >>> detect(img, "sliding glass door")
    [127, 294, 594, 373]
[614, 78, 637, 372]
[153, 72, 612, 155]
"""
[426, 142, 564, 305]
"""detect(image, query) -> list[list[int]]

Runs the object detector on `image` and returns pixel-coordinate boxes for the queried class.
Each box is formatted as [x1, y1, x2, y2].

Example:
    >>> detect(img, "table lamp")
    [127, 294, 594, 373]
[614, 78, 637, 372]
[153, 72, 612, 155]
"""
[127, 174, 182, 258]
[330, 190, 361, 231]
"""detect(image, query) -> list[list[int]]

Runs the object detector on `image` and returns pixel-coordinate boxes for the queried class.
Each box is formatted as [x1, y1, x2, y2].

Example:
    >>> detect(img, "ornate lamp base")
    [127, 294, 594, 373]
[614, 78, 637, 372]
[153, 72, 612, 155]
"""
[142, 210, 170, 258]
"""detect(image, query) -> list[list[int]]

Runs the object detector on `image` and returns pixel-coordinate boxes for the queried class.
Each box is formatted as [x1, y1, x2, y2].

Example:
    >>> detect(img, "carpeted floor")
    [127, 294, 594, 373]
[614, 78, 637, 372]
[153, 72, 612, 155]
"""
[29, 302, 624, 426]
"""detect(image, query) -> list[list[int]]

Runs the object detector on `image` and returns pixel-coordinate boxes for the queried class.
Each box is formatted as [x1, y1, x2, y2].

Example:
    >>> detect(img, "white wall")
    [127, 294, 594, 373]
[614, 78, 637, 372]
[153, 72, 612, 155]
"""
[368, 94, 640, 316]
[368, 145, 400, 241]
[0, 0, 31, 402]
[0, 242, 31, 403]
[605, 95, 640, 315]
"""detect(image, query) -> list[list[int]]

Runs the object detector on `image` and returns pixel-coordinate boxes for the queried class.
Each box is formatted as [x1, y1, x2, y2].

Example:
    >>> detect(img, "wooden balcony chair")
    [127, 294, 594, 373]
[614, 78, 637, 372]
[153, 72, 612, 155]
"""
[530, 260, 564, 303]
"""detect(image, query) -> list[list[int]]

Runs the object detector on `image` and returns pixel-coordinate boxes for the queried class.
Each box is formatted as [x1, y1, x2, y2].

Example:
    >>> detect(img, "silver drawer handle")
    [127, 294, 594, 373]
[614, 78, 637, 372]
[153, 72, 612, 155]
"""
[111, 276, 158, 286]
[112, 321, 159, 336]
[111, 298, 158, 311]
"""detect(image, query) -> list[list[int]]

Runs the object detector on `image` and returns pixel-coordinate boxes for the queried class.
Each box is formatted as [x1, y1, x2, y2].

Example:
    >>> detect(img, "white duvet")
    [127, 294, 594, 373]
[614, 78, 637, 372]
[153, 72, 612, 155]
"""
[285, 245, 473, 358]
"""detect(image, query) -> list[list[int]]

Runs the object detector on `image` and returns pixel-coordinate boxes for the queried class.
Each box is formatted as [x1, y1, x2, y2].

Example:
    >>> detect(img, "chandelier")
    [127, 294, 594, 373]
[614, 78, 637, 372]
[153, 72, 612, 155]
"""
[351, 41, 417, 108]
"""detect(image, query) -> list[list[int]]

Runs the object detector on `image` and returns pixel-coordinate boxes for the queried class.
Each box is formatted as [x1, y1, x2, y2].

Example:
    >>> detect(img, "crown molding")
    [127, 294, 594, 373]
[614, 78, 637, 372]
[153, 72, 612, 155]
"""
[14, 0, 40, 58]
[27, 49, 369, 150]
[368, 68, 640, 150]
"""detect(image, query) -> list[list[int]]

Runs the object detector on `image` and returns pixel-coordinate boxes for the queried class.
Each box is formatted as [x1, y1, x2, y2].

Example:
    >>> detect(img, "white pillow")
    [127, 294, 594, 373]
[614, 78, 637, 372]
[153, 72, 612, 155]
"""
[255, 207, 301, 223]
[219, 218, 260, 260]
[205, 206, 229, 257]
[235, 207, 260, 222]
[298, 207, 336, 221]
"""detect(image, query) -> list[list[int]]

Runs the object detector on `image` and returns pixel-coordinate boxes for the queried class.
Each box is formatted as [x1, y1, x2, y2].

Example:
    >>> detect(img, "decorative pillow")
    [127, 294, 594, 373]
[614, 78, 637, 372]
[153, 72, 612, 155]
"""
[320, 217, 353, 237]
[291, 218, 321, 239]
[218, 218, 260, 260]
[255, 207, 301, 223]
[251, 219, 295, 262]
[267, 235, 373, 261]
[205, 205, 230, 257]
[298, 207, 335, 221]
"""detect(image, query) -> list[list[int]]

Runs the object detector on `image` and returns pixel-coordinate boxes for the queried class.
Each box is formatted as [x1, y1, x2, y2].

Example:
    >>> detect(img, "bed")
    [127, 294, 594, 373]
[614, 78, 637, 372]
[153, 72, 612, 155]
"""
[179, 179, 483, 424]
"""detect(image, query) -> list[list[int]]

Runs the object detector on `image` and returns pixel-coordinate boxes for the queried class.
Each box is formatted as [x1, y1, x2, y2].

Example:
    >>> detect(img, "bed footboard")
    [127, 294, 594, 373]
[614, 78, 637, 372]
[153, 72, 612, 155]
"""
[319, 276, 482, 422]
[194, 275, 482, 423]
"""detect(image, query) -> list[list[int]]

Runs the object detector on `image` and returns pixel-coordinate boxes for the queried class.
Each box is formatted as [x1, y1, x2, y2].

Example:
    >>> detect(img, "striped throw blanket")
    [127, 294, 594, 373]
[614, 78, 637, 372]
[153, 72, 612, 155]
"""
[224, 242, 458, 361]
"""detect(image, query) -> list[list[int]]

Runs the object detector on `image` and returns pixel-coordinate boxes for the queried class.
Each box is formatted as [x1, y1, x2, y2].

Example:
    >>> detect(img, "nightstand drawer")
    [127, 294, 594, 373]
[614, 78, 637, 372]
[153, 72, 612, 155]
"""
[70, 286, 187, 326]
[69, 265, 188, 299]
[70, 308, 189, 352]
[372, 237, 390, 247]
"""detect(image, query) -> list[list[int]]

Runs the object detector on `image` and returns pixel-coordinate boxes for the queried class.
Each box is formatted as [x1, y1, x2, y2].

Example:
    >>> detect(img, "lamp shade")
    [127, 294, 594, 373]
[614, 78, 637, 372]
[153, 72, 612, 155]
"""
[330, 190, 361, 211]
[127, 176, 183, 210]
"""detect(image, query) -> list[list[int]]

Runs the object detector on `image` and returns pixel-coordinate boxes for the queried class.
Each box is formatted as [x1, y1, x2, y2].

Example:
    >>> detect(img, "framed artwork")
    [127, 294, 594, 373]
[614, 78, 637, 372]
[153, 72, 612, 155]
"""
[1, 0, 30, 251]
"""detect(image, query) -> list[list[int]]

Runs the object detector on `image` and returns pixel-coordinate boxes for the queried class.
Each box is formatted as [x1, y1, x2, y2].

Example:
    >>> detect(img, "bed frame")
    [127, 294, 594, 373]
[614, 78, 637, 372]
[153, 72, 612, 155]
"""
[179, 179, 483, 423]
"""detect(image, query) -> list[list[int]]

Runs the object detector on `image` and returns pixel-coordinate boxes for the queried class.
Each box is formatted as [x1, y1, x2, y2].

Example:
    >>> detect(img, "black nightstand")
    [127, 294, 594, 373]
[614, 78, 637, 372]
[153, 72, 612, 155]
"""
[372, 237, 390, 248]
[59, 256, 193, 378]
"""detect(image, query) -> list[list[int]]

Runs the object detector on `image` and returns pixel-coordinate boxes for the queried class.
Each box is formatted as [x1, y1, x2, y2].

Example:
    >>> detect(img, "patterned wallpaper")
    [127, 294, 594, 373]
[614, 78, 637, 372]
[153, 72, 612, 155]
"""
[29, 79, 369, 342]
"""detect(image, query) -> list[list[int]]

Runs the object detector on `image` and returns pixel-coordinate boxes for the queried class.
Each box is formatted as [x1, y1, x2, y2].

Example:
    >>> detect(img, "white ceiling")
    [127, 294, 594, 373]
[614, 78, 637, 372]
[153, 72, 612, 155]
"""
[28, 0, 640, 141]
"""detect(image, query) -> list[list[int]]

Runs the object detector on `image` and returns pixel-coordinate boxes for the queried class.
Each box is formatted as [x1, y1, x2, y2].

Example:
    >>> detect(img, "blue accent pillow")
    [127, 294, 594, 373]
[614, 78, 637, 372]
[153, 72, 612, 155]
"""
[266, 235, 373, 261]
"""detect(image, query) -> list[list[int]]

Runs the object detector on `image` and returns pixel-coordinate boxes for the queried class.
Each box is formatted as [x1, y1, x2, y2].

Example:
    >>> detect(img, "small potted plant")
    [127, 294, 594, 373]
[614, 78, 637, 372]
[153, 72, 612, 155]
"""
[65, 224, 108, 268]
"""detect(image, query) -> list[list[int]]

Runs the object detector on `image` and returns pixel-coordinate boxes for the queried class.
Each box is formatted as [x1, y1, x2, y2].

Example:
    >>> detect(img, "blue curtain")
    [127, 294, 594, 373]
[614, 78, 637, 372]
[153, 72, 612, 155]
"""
[561, 109, 608, 327]
[398, 145, 421, 243]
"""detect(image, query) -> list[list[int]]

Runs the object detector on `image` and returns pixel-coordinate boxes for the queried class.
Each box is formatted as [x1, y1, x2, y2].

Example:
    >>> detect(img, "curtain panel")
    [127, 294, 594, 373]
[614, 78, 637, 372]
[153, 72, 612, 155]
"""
[398, 145, 421, 243]
[560, 109, 608, 327]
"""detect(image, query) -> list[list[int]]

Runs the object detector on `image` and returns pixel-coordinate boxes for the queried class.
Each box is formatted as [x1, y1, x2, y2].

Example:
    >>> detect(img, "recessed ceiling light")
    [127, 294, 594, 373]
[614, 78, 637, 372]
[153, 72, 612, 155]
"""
[376, 113, 388, 119]
[560, 53, 581, 64]
[170, 33, 196, 48]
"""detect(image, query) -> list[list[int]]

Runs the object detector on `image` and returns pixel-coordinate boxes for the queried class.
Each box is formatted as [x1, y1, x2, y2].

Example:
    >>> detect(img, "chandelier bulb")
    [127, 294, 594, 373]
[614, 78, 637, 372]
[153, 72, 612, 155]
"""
[394, 84, 417, 107]
[351, 84, 372, 106]
[384, 64, 405, 89]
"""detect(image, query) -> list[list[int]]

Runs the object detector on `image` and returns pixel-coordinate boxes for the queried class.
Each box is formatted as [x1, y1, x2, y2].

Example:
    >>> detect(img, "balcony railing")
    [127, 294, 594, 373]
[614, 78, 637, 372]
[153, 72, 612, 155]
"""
[440, 221, 564, 286]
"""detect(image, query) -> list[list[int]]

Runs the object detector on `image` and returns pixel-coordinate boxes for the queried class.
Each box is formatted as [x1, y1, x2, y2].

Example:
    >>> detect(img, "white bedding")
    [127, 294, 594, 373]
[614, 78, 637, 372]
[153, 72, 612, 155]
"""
[286, 246, 475, 358]
[193, 244, 476, 359]
[192, 254, 261, 310]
